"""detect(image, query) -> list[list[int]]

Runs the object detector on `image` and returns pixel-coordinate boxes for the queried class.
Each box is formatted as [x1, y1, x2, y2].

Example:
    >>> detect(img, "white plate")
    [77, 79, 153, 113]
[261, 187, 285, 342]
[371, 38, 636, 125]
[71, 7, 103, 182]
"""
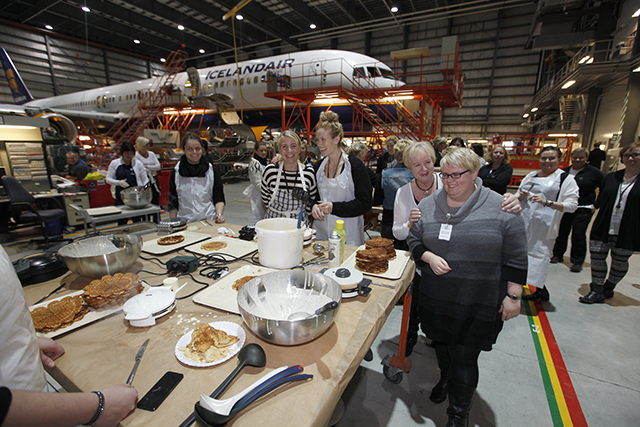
[185, 235, 258, 258]
[193, 265, 278, 314]
[341, 246, 411, 280]
[142, 231, 210, 255]
[174, 321, 246, 368]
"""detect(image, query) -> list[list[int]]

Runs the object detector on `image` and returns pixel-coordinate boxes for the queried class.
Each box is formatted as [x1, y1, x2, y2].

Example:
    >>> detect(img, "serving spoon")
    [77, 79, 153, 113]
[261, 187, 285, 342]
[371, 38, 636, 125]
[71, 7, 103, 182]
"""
[288, 301, 338, 321]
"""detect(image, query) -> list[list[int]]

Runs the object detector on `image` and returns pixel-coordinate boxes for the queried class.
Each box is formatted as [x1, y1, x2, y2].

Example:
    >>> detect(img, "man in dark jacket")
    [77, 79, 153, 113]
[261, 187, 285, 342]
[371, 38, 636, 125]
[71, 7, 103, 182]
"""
[65, 149, 90, 180]
[588, 143, 606, 169]
[551, 148, 604, 272]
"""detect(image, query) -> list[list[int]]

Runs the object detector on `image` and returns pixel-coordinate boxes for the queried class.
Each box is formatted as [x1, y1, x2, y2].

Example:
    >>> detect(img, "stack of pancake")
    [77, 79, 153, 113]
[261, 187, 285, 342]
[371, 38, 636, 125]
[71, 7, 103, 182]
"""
[365, 238, 396, 260]
[355, 238, 396, 274]
[82, 272, 143, 309]
[31, 296, 89, 333]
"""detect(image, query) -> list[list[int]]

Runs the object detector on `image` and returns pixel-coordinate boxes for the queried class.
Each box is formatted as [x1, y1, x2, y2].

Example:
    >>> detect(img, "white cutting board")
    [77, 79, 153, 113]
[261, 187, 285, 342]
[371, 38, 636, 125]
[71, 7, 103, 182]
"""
[193, 265, 277, 314]
[185, 235, 257, 258]
[342, 246, 411, 280]
[142, 231, 210, 255]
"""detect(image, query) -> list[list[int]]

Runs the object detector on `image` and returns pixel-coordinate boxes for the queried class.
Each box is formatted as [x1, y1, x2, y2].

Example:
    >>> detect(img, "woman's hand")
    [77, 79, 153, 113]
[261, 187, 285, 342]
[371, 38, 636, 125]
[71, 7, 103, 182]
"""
[517, 189, 529, 201]
[408, 208, 421, 226]
[94, 384, 138, 427]
[312, 201, 333, 220]
[311, 203, 324, 220]
[501, 193, 521, 213]
[499, 297, 521, 321]
[528, 193, 547, 206]
[37, 337, 65, 368]
[214, 214, 225, 223]
[423, 251, 451, 276]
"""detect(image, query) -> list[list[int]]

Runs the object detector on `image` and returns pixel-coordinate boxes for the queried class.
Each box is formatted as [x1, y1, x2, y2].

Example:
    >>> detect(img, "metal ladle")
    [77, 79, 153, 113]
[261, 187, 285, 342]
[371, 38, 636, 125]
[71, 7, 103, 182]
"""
[287, 301, 339, 321]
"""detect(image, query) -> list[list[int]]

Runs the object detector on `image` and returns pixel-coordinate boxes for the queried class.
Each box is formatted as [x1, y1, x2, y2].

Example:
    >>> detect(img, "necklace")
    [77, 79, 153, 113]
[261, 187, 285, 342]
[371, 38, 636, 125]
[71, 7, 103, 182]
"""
[283, 168, 298, 192]
[414, 176, 435, 195]
[328, 156, 341, 179]
[616, 175, 638, 209]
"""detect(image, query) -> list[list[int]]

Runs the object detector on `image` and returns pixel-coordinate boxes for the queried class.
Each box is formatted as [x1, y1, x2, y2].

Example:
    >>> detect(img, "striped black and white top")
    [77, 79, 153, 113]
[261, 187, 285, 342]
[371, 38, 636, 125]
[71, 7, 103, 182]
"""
[260, 162, 319, 218]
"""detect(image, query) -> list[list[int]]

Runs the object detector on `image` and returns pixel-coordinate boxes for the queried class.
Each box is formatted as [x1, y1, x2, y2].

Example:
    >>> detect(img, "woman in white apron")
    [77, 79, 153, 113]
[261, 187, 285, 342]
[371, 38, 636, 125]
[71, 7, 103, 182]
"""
[311, 111, 373, 245]
[243, 141, 268, 224]
[260, 131, 318, 226]
[516, 146, 579, 301]
[168, 133, 226, 223]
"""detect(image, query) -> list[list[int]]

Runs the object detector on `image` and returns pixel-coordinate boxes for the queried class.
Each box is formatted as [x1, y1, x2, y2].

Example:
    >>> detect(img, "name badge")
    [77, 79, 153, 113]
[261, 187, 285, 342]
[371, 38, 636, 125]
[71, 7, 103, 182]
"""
[439, 224, 452, 241]
[611, 208, 622, 226]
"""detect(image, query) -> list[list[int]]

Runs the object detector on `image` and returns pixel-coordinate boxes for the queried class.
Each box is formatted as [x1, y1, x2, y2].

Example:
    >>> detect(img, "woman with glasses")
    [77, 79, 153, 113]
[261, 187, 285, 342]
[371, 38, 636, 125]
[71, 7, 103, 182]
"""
[516, 146, 579, 302]
[580, 143, 640, 303]
[407, 147, 527, 427]
[168, 133, 226, 223]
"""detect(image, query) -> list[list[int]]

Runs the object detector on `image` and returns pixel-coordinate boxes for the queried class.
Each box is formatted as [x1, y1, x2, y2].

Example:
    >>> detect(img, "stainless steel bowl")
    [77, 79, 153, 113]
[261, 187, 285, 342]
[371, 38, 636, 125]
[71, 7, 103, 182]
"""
[58, 234, 143, 278]
[237, 270, 341, 346]
[120, 185, 152, 209]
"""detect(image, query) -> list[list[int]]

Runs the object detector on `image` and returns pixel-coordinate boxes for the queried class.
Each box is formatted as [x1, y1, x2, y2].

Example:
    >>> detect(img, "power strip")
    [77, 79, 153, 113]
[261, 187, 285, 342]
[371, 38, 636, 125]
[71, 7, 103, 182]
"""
[166, 256, 199, 274]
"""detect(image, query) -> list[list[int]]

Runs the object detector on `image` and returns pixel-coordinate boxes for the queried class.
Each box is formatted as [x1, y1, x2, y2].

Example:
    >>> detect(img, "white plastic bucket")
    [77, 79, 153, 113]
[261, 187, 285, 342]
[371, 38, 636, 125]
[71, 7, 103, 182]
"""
[255, 218, 304, 269]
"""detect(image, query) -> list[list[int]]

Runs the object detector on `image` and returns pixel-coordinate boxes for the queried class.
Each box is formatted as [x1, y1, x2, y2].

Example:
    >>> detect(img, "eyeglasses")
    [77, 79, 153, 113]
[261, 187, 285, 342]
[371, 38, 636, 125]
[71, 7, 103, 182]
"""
[622, 153, 640, 160]
[440, 170, 470, 180]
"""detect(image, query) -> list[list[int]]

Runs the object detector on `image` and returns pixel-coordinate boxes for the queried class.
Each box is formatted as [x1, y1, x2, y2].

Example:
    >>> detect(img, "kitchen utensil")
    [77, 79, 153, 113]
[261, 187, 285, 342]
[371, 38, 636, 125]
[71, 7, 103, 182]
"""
[287, 301, 339, 320]
[120, 185, 152, 209]
[58, 234, 142, 279]
[200, 366, 289, 416]
[291, 187, 310, 204]
[296, 204, 304, 228]
[177, 343, 267, 427]
[324, 267, 364, 289]
[123, 284, 185, 327]
[312, 243, 325, 255]
[237, 270, 341, 346]
[126, 339, 149, 385]
[194, 373, 312, 426]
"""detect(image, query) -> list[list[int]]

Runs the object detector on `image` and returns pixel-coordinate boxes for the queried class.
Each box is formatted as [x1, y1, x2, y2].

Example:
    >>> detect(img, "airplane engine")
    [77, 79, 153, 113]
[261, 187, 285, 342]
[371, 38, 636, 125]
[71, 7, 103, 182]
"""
[40, 113, 78, 144]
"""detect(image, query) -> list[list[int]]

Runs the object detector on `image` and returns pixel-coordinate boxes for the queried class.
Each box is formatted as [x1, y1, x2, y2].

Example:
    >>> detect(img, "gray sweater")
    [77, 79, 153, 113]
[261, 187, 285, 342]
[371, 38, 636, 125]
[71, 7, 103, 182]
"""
[407, 178, 528, 350]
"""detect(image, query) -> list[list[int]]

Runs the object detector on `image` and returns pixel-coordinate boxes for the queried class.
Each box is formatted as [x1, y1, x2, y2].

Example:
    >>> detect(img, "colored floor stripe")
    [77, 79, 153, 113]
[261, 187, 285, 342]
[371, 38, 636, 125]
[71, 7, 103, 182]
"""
[523, 286, 588, 427]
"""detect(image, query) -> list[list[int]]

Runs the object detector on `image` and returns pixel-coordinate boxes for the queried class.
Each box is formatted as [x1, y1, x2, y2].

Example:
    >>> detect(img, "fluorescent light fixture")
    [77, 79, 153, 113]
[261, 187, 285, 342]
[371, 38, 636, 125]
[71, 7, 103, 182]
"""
[548, 133, 578, 137]
[634, 65, 640, 72]
[83, 145, 92, 149]
[523, 113, 530, 118]
[82, 6, 90, 12]
[236, 14, 243, 20]
[587, 57, 594, 64]
[0, 125, 39, 130]
[578, 55, 591, 64]
[391, 6, 399, 13]
[78, 135, 91, 141]
[382, 96, 414, 101]
[177, 24, 185, 30]
[531, 107, 538, 112]
[309, 23, 317, 29]
[633, 8, 640, 17]
[160, 58, 166, 62]
[468, 139, 488, 143]
[199, 49, 205, 54]
[562, 80, 576, 89]
[134, 39, 140, 44]
[45, 24, 53, 30]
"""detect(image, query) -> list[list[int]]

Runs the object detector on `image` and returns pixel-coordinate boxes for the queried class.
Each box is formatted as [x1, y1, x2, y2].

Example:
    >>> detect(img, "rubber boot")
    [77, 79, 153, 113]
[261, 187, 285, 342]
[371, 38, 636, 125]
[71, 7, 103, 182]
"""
[445, 382, 476, 427]
[579, 283, 605, 304]
[603, 280, 616, 299]
[430, 343, 451, 403]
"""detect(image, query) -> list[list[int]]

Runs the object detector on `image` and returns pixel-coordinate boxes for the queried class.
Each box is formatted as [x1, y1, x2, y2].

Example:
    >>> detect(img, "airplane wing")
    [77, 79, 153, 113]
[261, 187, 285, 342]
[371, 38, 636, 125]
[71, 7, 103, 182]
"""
[48, 108, 126, 123]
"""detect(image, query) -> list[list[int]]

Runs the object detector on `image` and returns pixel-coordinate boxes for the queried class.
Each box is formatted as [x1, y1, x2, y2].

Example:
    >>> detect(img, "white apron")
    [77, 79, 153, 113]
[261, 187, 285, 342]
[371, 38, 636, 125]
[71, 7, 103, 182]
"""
[521, 173, 562, 288]
[243, 158, 266, 223]
[265, 162, 309, 225]
[174, 163, 217, 223]
[315, 152, 364, 246]
[0, 248, 48, 392]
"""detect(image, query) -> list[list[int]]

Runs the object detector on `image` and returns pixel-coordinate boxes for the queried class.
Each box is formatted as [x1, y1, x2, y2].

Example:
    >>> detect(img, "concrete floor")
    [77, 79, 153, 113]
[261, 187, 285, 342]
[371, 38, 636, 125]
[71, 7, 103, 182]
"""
[4, 179, 640, 426]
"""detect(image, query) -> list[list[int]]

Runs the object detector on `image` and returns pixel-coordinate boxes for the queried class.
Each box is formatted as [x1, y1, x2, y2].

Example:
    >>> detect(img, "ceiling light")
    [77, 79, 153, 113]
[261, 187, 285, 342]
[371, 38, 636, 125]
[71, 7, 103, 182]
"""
[578, 55, 591, 64]
[391, 6, 399, 13]
[562, 80, 576, 89]
[531, 107, 538, 112]
[45, 24, 53, 30]
[236, 14, 243, 21]
[634, 65, 640, 72]
[160, 58, 166, 62]
[199, 49, 205, 54]
[633, 8, 640, 17]
[310, 23, 317, 29]
[134, 39, 140, 44]
[82, 6, 90, 12]
[587, 57, 594, 64]
[177, 24, 185, 30]
[523, 113, 530, 118]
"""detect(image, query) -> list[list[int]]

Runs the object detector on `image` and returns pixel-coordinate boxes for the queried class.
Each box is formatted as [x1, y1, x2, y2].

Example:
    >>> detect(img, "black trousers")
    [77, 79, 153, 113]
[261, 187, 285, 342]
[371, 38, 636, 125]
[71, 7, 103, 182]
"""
[552, 208, 593, 265]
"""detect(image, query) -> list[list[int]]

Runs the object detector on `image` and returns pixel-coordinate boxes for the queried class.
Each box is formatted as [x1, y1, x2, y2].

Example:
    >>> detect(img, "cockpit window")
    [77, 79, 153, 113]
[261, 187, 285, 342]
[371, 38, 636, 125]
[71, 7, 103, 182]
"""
[353, 67, 367, 78]
[379, 68, 394, 80]
[367, 67, 381, 77]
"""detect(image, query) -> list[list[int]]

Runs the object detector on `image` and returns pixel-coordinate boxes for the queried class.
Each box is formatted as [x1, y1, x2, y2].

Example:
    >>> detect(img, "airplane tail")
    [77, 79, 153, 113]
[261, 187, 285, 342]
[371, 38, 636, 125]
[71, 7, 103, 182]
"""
[0, 47, 34, 105]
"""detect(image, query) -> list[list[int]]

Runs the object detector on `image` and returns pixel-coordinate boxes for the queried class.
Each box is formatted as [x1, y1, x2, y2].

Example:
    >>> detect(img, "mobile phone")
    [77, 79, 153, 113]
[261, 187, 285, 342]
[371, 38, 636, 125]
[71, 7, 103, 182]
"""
[137, 371, 184, 411]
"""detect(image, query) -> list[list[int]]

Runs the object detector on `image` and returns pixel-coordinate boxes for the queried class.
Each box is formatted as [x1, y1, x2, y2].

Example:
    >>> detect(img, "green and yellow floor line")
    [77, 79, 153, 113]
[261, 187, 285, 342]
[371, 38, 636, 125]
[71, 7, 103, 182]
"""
[523, 285, 588, 427]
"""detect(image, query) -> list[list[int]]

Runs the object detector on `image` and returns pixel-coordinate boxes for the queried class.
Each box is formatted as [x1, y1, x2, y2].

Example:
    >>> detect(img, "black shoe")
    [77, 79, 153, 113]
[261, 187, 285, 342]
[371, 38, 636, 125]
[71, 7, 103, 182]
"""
[550, 256, 562, 264]
[430, 374, 451, 404]
[579, 291, 605, 304]
[570, 264, 582, 272]
[364, 349, 373, 362]
[446, 382, 476, 427]
[522, 287, 549, 302]
[603, 289, 614, 299]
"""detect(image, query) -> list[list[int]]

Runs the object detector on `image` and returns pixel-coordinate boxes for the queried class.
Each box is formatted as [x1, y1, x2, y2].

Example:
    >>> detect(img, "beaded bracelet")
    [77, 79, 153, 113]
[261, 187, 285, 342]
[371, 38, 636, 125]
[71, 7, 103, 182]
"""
[86, 391, 104, 426]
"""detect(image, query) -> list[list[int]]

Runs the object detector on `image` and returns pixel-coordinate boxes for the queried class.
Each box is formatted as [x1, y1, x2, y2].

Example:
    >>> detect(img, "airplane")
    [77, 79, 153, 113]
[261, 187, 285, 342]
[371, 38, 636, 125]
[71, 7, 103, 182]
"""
[1, 47, 404, 143]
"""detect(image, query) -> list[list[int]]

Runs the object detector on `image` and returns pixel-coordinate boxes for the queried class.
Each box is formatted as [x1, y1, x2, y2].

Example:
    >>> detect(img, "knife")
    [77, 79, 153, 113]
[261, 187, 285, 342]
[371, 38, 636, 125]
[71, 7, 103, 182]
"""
[126, 339, 149, 385]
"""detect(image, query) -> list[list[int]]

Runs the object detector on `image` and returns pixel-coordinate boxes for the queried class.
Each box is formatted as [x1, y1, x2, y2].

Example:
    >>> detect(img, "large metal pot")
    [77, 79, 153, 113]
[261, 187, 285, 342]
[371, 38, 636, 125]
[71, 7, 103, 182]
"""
[120, 185, 152, 209]
[58, 234, 143, 278]
[237, 270, 341, 346]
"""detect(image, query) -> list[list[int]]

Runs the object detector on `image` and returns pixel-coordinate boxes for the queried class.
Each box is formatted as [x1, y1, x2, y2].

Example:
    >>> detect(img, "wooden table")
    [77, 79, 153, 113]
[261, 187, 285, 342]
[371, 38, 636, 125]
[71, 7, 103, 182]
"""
[23, 223, 414, 427]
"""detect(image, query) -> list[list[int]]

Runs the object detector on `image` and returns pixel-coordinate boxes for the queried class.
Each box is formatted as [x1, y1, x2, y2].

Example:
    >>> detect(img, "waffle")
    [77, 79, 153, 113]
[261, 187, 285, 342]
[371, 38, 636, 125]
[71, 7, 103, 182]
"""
[200, 241, 227, 252]
[365, 238, 396, 260]
[157, 235, 185, 246]
[232, 275, 257, 291]
[31, 296, 89, 333]
[82, 272, 143, 309]
[355, 248, 389, 274]
[182, 323, 239, 363]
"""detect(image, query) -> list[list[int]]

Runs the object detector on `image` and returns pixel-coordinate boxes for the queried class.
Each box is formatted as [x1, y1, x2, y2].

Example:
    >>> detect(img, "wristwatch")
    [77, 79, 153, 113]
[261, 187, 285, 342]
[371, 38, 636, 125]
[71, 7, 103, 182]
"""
[506, 294, 521, 301]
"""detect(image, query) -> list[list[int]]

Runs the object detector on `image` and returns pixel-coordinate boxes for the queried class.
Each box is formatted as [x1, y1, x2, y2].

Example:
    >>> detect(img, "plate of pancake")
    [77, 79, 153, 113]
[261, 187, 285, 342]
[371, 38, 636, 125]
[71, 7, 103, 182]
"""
[342, 238, 412, 280]
[185, 235, 258, 258]
[142, 231, 210, 255]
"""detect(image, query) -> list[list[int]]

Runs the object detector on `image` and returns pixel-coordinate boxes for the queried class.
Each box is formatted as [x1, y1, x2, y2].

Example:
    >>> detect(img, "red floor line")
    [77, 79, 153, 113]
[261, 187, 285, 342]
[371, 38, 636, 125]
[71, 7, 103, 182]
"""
[534, 299, 589, 427]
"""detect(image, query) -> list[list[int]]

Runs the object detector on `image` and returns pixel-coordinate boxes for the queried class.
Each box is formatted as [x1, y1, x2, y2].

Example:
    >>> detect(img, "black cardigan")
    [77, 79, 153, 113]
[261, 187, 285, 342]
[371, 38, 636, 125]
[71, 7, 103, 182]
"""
[478, 163, 513, 195]
[590, 170, 640, 250]
[562, 164, 604, 205]
[314, 154, 373, 217]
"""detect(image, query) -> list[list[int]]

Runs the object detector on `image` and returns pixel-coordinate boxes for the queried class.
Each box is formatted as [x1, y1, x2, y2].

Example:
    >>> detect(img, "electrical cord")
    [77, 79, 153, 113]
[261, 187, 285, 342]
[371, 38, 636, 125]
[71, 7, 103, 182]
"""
[175, 272, 212, 300]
